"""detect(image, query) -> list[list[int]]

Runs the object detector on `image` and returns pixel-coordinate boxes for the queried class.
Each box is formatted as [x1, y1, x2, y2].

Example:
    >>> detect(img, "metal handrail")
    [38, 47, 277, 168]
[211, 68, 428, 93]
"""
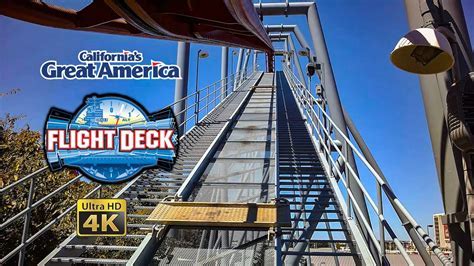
[0, 70, 255, 265]
[283, 66, 411, 263]
[0, 170, 102, 264]
[284, 66, 411, 264]
[163, 70, 252, 135]
[0, 166, 48, 194]
[282, 65, 451, 265]
[273, 72, 283, 266]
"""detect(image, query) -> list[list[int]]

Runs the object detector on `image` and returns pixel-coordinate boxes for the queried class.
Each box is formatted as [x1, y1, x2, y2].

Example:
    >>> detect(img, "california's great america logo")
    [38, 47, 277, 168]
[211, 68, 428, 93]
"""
[44, 95, 179, 183]
[40, 50, 181, 80]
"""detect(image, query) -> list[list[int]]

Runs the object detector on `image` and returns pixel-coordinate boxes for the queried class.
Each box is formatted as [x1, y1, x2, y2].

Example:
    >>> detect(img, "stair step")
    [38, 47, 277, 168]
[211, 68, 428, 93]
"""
[127, 223, 154, 228]
[125, 197, 167, 202]
[290, 218, 343, 222]
[131, 205, 157, 210]
[131, 184, 182, 189]
[128, 214, 149, 219]
[281, 239, 353, 243]
[50, 257, 129, 264]
[286, 201, 338, 206]
[282, 228, 348, 232]
[279, 182, 329, 185]
[64, 245, 138, 251]
[280, 187, 333, 192]
[278, 176, 328, 180]
[279, 170, 325, 174]
[280, 194, 333, 198]
[124, 191, 178, 196]
[124, 234, 147, 239]
[289, 209, 341, 214]
[133, 185, 181, 189]
[281, 251, 357, 257]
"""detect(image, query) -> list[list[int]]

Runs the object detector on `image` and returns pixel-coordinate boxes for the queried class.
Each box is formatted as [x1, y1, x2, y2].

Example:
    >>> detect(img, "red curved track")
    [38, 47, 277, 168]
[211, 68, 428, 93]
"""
[0, 0, 274, 71]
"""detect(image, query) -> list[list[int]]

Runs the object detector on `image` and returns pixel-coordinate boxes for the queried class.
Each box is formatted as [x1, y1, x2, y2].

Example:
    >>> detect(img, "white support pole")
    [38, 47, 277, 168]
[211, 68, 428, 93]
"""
[234, 48, 244, 89]
[221, 47, 229, 99]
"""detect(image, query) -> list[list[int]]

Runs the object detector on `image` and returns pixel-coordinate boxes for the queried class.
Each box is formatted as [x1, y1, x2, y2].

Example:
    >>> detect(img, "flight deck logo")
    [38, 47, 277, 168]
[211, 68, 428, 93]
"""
[44, 95, 179, 183]
[40, 50, 181, 80]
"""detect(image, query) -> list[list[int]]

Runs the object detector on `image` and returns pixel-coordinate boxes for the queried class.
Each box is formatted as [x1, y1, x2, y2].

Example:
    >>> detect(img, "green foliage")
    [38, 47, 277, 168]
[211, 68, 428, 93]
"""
[0, 113, 97, 264]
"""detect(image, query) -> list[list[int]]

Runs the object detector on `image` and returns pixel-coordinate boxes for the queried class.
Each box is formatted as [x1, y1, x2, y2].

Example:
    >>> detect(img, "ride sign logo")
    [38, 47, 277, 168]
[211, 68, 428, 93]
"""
[44, 95, 179, 183]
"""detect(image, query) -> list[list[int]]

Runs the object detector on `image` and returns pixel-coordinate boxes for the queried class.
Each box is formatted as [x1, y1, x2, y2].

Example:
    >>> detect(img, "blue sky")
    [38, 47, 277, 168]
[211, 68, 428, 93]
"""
[1, 1, 473, 240]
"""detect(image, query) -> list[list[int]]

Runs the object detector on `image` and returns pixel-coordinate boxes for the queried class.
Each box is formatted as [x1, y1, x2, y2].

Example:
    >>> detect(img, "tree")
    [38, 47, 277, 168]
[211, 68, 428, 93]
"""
[0, 111, 97, 264]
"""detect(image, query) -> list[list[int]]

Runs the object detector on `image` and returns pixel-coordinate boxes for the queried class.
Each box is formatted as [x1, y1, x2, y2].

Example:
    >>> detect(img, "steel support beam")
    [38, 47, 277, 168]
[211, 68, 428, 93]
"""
[174, 42, 190, 134]
[403, 0, 473, 264]
[270, 33, 307, 88]
[307, 4, 376, 263]
[304, 3, 373, 234]
[284, 38, 290, 67]
[234, 48, 244, 88]
[253, 50, 258, 71]
[240, 49, 251, 86]
[287, 37, 306, 89]
[255, 2, 311, 16]
[221, 47, 229, 99]
[344, 109, 438, 265]
[265, 24, 315, 61]
[271, 37, 290, 65]
[266, 24, 314, 90]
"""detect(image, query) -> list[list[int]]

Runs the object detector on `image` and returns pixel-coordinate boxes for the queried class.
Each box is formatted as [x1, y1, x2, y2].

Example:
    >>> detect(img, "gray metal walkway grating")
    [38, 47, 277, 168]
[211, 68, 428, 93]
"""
[150, 72, 276, 265]
[40, 72, 264, 265]
[275, 72, 361, 265]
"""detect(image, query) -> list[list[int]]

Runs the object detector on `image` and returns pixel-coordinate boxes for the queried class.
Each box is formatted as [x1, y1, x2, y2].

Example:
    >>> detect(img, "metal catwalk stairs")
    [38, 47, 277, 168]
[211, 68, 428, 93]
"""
[275, 72, 361, 265]
[40, 72, 264, 265]
[149, 72, 276, 265]
[123, 72, 364, 265]
[37, 71, 434, 265]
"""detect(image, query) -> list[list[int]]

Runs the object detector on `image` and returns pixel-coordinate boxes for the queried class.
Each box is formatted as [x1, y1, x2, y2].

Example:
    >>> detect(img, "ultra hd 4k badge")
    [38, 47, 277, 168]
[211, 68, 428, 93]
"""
[44, 95, 179, 183]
